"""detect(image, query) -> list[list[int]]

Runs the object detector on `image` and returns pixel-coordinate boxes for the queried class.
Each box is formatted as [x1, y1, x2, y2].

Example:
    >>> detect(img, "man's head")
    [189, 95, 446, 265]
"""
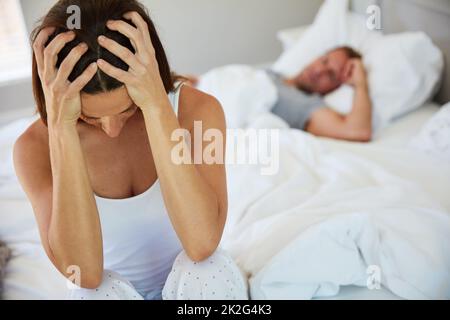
[294, 46, 362, 95]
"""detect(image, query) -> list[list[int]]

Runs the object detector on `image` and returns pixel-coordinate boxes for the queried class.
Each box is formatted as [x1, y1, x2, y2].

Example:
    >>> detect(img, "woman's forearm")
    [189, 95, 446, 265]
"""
[142, 102, 221, 261]
[47, 123, 103, 287]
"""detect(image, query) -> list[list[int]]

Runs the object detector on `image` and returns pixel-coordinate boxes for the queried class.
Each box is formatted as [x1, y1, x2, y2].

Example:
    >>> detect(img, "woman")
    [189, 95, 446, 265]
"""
[13, 0, 248, 300]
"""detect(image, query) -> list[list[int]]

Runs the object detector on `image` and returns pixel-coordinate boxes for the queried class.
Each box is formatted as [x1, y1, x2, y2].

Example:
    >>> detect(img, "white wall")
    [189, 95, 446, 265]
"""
[1, 0, 322, 116]
[142, 0, 323, 73]
[350, 0, 379, 15]
[20, 0, 323, 74]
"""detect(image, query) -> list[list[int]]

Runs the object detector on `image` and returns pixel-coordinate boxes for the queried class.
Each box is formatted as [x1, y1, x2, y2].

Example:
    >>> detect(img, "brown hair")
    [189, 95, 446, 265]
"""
[31, 0, 176, 126]
[333, 46, 363, 59]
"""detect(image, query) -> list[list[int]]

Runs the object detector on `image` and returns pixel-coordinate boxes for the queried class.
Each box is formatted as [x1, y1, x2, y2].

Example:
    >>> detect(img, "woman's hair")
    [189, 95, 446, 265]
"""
[31, 0, 176, 126]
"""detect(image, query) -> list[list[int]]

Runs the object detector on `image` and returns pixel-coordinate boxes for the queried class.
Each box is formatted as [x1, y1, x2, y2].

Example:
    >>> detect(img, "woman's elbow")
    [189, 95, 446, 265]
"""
[185, 243, 219, 263]
[79, 271, 104, 289]
[184, 204, 225, 262]
[184, 236, 221, 263]
[56, 261, 104, 289]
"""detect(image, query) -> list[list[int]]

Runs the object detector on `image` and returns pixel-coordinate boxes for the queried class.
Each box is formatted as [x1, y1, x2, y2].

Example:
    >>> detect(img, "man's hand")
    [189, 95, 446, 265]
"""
[343, 59, 367, 88]
[306, 57, 372, 142]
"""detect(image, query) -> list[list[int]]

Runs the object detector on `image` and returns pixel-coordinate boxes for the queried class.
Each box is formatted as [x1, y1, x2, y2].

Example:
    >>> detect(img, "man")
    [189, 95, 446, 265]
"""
[187, 46, 372, 142]
[266, 46, 372, 142]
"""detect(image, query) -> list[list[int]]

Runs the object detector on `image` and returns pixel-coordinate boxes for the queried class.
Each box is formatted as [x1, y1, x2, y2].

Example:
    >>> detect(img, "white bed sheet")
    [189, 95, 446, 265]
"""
[1, 103, 447, 300]
[372, 103, 440, 147]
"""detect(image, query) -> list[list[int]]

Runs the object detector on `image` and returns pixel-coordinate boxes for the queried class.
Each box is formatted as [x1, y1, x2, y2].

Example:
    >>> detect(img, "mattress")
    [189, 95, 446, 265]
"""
[0, 103, 444, 300]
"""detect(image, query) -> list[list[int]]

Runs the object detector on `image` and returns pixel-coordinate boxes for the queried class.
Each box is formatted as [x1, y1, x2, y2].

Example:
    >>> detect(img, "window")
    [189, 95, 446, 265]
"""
[0, 0, 31, 85]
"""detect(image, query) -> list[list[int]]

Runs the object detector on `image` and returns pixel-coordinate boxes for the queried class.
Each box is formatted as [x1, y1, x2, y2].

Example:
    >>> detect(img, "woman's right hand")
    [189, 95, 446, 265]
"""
[33, 28, 98, 127]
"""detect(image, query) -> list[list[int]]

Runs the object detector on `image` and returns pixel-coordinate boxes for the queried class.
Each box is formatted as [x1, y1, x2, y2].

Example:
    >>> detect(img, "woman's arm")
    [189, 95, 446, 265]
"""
[14, 28, 103, 288]
[48, 123, 104, 287]
[97, 12, 227, 261]
[142, 89, 227, 262]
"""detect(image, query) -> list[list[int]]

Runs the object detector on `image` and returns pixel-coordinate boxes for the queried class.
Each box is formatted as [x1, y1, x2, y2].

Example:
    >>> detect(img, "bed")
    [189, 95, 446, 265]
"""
[218, 0, 450, 300]
[1, 102, 445, 300]
[1, 0, 450, 300]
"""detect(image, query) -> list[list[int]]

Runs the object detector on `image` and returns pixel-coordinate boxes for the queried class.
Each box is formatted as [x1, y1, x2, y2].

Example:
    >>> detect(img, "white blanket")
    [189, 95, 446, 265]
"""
[222, 117, 450, 300]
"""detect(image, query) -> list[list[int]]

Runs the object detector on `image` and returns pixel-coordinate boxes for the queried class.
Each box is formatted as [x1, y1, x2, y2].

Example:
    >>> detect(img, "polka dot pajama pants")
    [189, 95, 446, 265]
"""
[68, 249, 249, 300]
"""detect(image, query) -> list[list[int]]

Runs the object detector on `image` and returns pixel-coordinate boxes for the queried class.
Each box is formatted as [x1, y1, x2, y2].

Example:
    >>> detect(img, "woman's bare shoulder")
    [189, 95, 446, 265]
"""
[177, 84, 226, 130]
[13, 119, 49, 168]
[16, 118, 48, 146]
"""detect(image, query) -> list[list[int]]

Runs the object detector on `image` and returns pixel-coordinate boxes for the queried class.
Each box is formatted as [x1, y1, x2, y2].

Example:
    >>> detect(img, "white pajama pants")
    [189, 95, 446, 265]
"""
[68, 249, 249, 300]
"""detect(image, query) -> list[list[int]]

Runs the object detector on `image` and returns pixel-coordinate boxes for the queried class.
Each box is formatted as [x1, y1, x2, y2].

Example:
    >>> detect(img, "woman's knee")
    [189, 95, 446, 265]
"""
[163, 249, 249, 300]
[67, 270, 143, 300]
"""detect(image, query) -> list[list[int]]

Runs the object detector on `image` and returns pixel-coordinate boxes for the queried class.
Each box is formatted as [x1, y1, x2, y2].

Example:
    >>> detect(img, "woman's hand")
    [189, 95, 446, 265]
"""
[97, 12, 169, 112]
[33, 28, 98, 127]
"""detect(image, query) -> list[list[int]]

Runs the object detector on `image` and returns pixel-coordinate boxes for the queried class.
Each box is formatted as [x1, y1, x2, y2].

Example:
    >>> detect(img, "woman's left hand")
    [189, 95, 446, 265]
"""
[97, 11, 169, 112]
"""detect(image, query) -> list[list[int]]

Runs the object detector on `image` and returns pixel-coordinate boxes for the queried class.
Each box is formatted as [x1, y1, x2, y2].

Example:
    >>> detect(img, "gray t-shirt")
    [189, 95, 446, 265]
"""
[266, 70, 324, 130]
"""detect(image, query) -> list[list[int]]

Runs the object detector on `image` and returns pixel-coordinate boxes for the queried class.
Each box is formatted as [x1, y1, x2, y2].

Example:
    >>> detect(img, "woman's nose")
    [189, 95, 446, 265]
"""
[101, 116, 125, 138]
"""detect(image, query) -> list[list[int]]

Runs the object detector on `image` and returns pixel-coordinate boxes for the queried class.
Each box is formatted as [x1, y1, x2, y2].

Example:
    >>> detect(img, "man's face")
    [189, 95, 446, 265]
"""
[296, 49, 350, 95]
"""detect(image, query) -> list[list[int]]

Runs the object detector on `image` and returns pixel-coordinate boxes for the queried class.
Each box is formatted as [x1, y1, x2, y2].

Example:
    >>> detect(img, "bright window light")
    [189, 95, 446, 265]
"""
[0, 0, 31, 85]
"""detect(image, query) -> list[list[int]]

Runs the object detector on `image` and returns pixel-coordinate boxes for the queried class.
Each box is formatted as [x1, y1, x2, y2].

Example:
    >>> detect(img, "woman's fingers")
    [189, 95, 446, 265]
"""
[33, 27, 56, 77]
[97, 59, 133, 83]
[98, 35, 144, 73]
[55, 42, 89, 84]
[43, 31, 76, 83]
[68, 62, 98, 94]
[106, 20, 143, 53]
[123, 11, 152, 50]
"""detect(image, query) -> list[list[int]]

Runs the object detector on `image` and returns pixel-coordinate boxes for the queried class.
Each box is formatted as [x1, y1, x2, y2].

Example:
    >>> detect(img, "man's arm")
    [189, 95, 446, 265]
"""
[306, 59, 372, 142]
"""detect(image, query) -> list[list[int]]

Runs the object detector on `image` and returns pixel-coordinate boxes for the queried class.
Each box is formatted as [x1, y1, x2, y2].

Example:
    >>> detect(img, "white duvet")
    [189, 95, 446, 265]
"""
[222, 116, 450, 299]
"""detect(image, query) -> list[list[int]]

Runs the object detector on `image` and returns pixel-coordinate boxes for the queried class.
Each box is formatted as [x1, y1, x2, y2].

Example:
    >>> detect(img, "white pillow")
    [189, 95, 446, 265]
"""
[198, 65, 278, 128]
[409, 103, 450, 161]
[272, 0, 443, 131]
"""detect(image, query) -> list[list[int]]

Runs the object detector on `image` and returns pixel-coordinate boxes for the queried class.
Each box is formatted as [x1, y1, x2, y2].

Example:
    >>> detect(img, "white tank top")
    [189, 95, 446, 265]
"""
[94, 84, 184, 300]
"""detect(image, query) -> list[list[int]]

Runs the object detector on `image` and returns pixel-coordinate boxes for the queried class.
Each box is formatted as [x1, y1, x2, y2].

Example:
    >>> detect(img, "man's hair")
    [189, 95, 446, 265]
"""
[332, 46, 363, 59]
